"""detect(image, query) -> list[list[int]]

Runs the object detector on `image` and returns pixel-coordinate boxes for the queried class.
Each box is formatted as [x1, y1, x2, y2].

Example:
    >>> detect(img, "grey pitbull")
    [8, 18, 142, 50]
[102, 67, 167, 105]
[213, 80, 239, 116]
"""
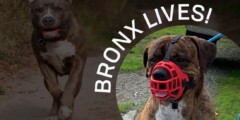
[29, 0, 86, 119]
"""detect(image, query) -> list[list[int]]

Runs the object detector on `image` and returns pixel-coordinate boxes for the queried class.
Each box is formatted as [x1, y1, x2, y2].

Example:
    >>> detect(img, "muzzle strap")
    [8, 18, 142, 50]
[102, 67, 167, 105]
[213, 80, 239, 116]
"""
[163, 35, 182, 61]
[183, 79, 195, 88]
[150, 35, 192, 109]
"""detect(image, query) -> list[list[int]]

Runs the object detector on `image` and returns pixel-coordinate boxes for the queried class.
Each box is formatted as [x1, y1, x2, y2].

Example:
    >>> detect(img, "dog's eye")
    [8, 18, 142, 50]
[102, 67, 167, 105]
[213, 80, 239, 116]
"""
[174, 57, 186, 63]
[150, 58, 158, 66]
[55, 6, 64, 11]
[35, 7, 43, 13]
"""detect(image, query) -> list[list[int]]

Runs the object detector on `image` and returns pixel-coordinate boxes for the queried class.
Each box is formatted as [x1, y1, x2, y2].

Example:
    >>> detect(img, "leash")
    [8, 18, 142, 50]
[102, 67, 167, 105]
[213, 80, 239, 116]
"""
[208, 33, 223, 43]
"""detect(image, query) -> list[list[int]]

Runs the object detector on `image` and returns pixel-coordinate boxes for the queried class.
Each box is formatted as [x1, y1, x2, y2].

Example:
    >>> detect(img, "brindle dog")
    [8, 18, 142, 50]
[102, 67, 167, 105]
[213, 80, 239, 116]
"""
[29, 0, 86, 119]
[136, 35, 216, 120]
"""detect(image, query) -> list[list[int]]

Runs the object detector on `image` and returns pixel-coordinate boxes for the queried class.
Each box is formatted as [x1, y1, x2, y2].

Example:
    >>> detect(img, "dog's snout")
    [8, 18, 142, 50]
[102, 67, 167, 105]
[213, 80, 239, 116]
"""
[43, 17, 55, 26]
[153, 68, 170, 80]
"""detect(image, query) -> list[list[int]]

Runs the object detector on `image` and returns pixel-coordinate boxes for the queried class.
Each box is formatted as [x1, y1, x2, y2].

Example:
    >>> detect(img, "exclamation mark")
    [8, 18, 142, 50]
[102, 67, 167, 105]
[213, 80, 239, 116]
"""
[205, 8, 212, 24]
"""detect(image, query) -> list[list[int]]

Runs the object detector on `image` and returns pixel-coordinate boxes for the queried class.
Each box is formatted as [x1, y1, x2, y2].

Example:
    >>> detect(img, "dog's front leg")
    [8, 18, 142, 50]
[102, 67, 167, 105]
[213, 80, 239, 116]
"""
[39, 63, 63, 120]
[59, 55, 86, 120]
[135, 96, 159, 120]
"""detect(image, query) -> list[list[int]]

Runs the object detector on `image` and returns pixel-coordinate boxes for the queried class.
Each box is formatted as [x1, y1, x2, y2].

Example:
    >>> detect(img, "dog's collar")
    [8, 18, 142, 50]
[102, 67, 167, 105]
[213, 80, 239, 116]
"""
[38, 35, 65, 43]
[37, 37, 47, 52]
[163, 77, 195, 109]
[38, 37, 45, 46]
[37, 34, 67, 51]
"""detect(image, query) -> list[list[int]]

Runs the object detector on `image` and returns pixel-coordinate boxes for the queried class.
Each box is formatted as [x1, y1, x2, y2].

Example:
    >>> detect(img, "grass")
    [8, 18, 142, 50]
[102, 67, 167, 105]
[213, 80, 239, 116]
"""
[120, 25, 186, 72]
[217, 38, 235, 48]
[215, 70, 240, 120]
[118, 102, 136, 113]
[214, 39, 240, 120]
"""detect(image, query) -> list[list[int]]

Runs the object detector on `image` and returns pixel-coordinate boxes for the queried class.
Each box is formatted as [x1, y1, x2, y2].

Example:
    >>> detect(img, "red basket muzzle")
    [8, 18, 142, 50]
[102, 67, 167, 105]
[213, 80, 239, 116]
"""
[150, 61, 189, 101]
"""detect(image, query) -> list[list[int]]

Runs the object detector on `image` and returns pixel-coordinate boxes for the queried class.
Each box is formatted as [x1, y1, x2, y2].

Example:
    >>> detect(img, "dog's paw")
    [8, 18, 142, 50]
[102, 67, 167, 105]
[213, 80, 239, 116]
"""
[47, 116, 58, 120]
[59, 106, 72, 119]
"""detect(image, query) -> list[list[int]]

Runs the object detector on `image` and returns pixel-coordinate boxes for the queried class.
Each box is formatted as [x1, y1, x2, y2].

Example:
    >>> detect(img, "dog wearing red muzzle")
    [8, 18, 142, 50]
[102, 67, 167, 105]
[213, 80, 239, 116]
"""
[135, 35, 217, 120]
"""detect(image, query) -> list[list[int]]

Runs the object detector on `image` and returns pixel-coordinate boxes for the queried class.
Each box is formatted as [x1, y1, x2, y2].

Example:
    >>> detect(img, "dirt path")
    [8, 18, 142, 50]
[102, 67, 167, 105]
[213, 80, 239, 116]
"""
[0, 67, 90, 120]
[0, 69, 85, 120]
[0, 56, 123, 120]
[0, 69, 52, 120]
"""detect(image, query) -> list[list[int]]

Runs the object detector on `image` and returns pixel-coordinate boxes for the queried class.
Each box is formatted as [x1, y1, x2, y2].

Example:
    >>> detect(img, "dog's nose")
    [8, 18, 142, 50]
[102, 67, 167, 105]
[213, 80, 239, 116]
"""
[153, 68, 170, 80]
[43, 17, 55, 26]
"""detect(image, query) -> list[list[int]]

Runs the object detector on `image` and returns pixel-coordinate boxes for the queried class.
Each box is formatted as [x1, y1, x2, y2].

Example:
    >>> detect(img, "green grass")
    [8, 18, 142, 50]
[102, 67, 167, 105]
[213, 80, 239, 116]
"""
[217, 38, 235, 48]
[120, 25, 186, 72]
[215, 70, 240, 120]
[118, 102, 136, 113]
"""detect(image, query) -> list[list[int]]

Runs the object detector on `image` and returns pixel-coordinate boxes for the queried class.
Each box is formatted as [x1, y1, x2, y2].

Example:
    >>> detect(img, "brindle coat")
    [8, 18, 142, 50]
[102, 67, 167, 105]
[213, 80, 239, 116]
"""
[136, 35, 216, 120]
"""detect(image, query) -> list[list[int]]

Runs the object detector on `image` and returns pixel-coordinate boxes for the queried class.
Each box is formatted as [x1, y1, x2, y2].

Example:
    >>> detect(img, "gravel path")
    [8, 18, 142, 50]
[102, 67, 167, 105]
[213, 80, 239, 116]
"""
[116, 38, 240, 119]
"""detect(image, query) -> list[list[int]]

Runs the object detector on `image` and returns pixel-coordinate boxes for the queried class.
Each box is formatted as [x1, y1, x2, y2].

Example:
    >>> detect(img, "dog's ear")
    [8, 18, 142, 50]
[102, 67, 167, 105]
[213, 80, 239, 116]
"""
[143, 46, 150, 77]
[66, 0, 72, 3]
[143, 47, 149, 68]
[189, 36, 217, 73]
[28, 0, 34, 3]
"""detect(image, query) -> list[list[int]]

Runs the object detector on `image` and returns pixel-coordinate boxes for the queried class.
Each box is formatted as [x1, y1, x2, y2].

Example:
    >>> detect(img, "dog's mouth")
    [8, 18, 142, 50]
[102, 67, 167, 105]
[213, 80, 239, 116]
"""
[154, 91, 168, 98]
[42, 29, 61, 39]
